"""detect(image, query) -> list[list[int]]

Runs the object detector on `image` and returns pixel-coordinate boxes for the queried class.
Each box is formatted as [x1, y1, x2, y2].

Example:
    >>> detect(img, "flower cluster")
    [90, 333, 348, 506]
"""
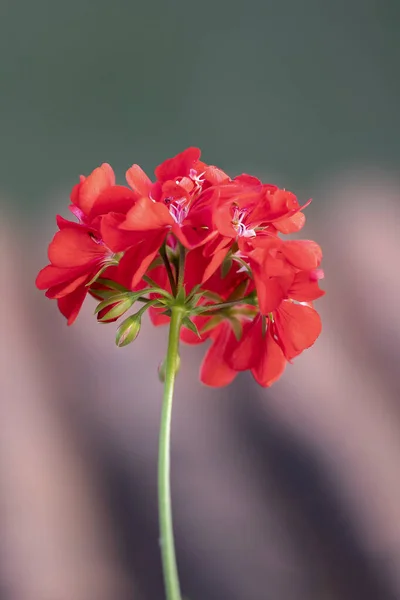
[36, 147, 324, 387]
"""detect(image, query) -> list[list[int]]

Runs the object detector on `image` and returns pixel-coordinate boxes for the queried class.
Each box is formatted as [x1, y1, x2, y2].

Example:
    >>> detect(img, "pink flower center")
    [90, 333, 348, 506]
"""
[231, 207, 256, 238]
[164, 197, 189, 226]
[189, 168, 206, 188]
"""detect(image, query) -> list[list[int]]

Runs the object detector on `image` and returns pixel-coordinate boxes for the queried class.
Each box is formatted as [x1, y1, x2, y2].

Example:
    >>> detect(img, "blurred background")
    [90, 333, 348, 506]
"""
[1, 1, 400, 598]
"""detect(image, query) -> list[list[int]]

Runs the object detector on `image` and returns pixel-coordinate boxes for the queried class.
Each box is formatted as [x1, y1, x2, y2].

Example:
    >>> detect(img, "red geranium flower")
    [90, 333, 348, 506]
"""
[228, 315, 287, 388]
[197, 296, 322, 388]
[35, 218, 114, 325]
[35, 164, 121, 324]
[36, 148, 324, 391]
[246, 238, 323, 314]
[188, 264, 324, 387]
[111, 148, 228, 272]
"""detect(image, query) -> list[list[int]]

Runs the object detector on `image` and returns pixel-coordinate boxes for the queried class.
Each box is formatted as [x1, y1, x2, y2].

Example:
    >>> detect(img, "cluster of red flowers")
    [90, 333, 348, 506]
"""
[36, 147, 324, 387]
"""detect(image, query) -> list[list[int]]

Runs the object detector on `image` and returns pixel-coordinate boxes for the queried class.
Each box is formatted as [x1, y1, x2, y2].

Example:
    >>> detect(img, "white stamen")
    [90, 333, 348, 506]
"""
[232, 207, 256, 238]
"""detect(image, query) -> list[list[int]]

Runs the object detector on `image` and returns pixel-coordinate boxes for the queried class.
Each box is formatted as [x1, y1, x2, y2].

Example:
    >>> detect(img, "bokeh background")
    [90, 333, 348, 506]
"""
[1, 1, 400, 599]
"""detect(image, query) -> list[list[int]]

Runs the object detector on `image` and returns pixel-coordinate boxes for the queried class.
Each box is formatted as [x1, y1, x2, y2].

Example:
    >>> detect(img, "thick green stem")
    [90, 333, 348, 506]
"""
[158, 306, 183, 600]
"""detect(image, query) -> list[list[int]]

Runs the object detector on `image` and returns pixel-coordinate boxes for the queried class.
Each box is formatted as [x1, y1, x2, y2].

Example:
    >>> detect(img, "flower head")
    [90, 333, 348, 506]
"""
[36, 149, 324, 386]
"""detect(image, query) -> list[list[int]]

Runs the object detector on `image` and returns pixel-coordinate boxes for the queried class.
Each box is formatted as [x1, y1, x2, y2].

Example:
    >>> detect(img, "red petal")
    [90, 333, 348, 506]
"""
[116, 232, 166, 289]
[204, 165, 230, 185]
[100, 212, 143, 252]
[154, 147, 201, 182]
[274, 301, 322, 360]
[172, 219, 215, 250]
[266, 189, 300, 220]
[36, 264, 86, 289]
[280, 240, 322, 270]
[126, 164, 153, 197]
[70, 176, 85, 205]
[229, 316, 262, 371]
[56, 215, 83, 230]
[183, 246, 209, 290]
[289, 271, 325, 302]
[250, 256, 293, 314]
[201, 245, 230, 284]
[48, 228, 107, 268]
[273, 211, 306, 234]
[234, 174, 262, 187]
[45, 273, 89, 298]
[251, 327, 286, 387]
[57, 285, 88, 325]
[149, 306, 170, 327]
[161, 180, 191, 202]
[121, 197, 173, 231]
[200, 323, 238, 387]
[213, 203, 237, 238]
[76, 164, 115, 215]
[89, 185, 137, 218]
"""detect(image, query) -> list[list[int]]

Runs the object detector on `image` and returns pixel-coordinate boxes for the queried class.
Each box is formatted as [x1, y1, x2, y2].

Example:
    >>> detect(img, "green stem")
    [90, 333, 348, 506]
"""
[194, 296, 256, 314]
[158, 306, 183, 600]
[160, 244, 177, 297]
[176, 244, 186, 291]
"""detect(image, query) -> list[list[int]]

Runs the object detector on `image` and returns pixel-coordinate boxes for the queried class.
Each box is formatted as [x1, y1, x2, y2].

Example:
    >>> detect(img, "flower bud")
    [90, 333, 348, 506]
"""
[95, 294, 135, 323]
[116, 313, 142, 347]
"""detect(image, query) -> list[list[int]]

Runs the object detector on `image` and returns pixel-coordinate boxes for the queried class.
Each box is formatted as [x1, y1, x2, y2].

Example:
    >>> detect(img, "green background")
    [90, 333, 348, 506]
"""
[1, 0, 398, 217]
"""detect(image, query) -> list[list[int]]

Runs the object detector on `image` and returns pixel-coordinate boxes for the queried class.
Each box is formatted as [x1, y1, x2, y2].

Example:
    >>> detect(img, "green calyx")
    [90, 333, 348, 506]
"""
[90, 241, 258, 348]
[115, 299, 164, 347]
[116, 313, 142, 347]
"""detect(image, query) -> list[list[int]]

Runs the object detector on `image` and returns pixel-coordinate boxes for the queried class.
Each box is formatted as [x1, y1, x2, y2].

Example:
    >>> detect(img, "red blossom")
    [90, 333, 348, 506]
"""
[36, 148, 324, 388]
[229, 315, 286, 388]
[36, 221, 112, 324]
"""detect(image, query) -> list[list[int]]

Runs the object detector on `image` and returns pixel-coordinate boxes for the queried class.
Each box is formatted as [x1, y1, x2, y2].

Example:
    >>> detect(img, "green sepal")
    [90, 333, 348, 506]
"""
[221, 255, 233, 279]
[227, 279, 248, 302]
[187, 292, 205, 307]
[228, 317, 243, 341]
[232, 255, 252, 275]
[244, 290, 258, 306]
[182, 316, 200, 338]
[199, 315, 222, 334]
[97, 296, 136, 322]
[89, 288, 121, 301]
[175, 286, 186, 305]
[94, 293, 131, 315]
[185, 284, 202, 302]
[86, 265, 111, 287]
[200, 290, 223, 302]
[147, 255, 164, 270]
[95, 278, 130, 293]
[85, 260, 120, 287]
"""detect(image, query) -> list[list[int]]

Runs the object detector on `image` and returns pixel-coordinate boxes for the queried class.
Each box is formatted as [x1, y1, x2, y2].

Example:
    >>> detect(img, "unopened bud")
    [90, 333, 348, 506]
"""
[95, 294, 135, 323]
[115, 313, 142, 347]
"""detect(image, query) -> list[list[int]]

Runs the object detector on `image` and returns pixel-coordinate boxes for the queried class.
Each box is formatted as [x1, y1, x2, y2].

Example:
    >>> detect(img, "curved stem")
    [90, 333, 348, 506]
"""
[158, 306, 183, 600]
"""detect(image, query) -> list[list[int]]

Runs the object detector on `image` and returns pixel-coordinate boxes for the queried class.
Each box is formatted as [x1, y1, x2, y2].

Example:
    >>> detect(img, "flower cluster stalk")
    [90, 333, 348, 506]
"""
[158, 305, 184, 600]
